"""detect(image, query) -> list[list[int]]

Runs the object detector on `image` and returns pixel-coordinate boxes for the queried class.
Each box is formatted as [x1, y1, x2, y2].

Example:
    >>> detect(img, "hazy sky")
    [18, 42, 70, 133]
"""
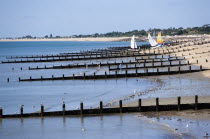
[0, 0, 210, 37]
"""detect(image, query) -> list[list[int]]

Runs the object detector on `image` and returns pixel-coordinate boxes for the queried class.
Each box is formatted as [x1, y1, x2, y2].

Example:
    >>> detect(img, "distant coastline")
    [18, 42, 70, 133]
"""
[0, 35, 209, 42]
[0, 37, 131, 42]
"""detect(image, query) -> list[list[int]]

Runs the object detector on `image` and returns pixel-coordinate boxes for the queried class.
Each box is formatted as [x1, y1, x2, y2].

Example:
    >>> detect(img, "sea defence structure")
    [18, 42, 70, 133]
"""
[0, 95, 209, 118]
[2, 38, 210, 82]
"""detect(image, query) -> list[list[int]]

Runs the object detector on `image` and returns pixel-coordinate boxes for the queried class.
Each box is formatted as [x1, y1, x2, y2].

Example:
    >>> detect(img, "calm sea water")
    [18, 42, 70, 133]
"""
[0, 41, 209, 139]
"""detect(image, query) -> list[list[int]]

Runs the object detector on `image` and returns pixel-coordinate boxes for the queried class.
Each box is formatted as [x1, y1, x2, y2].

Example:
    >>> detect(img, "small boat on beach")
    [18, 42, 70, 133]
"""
[148, 32, 164, 48]
[130, 35, 138, 49]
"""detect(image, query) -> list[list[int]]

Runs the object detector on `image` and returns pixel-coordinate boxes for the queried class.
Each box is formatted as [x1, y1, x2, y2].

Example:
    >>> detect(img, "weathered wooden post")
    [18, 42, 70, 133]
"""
[62, 102, 65, 116]
[100, 101, 103, 114]
[20, 105, 23, 117]
[156, 98, 159, 112]
[146, 69, 148, 76]
[135, 69, 138, 76]
[177, 96, 181, 111]
[105, 71, 107, 78]
[0, 106, 2, 118]
[80, 101, 83, 115]
[83, 73, 86, 79]
[138, 99, 142, 112]
[41, 104, 44, 116]
[195, 95, 198, 110]
[119, 100, 123, 113]
[168, 67, 170, 74]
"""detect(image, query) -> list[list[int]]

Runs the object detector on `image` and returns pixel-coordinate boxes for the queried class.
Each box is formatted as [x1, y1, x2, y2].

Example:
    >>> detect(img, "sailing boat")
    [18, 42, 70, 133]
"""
[156, 32, 164, 45]
[148, 32, 164, 48]
[130, 35, 137, 49]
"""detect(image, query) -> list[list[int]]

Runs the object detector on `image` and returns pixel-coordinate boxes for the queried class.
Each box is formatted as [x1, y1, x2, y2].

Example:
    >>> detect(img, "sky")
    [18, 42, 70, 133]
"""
[0, 0, 210, 38]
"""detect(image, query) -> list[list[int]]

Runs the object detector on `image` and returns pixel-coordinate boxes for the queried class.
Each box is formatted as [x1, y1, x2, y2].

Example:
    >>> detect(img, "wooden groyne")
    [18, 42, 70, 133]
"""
[18, 66, 206, 81]
[1, 44, 201, 64]
[0, 95, 209, 118]
[27, 56, 185, 70]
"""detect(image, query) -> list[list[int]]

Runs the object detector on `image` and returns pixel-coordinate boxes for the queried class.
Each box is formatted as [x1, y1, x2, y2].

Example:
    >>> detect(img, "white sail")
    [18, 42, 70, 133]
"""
[130, 35, 137, 49]
[148, 33, 158, 47]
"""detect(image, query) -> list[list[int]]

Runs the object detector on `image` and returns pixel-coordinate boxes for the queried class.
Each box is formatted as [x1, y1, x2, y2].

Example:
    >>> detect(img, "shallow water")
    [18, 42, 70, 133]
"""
[1, 41, 210, 139]
[0, 114, 181, 139]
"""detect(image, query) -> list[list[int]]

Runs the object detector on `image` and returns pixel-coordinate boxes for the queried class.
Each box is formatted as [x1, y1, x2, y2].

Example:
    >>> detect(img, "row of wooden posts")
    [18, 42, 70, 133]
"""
[15, 65, 204, 82]
[1, 43, 202, 64]
[0, 95, 203, 118]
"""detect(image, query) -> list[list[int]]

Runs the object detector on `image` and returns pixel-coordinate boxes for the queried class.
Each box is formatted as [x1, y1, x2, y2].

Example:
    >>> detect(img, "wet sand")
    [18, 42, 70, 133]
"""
[139, 110, 210, 138]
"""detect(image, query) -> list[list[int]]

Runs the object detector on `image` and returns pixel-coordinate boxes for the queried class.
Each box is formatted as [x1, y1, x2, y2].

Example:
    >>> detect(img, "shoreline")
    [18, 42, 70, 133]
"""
[0, 37, 131, 42]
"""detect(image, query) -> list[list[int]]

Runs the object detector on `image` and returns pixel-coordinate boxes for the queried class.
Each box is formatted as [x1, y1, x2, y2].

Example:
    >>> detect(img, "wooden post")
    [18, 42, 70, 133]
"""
[20, 105, 23, 117]
[41, 104, 44, 116]
[119, 100, 123, 113]
[0, 106, 2, 118]
[83, 73, 86, 79]
[177, 96, 181, 111]
[80, 102, 83, 115]
[168, 67, 170, 74]
[195, 95, 198, 110]
[100, 101, 103, 114]
[136, 69, 138, 76]
[156, 98, 159, 111]
[200, 65, 202, 71]
[105, 72, 107, 78]
[189, 66, 191, 72]
[138, 99, 142, 112]
[62, 102, 65, 116]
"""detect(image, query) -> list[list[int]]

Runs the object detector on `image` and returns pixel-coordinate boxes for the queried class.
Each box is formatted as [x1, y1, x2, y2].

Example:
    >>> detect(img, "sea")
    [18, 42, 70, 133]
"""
[0, 41, 210, 139]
